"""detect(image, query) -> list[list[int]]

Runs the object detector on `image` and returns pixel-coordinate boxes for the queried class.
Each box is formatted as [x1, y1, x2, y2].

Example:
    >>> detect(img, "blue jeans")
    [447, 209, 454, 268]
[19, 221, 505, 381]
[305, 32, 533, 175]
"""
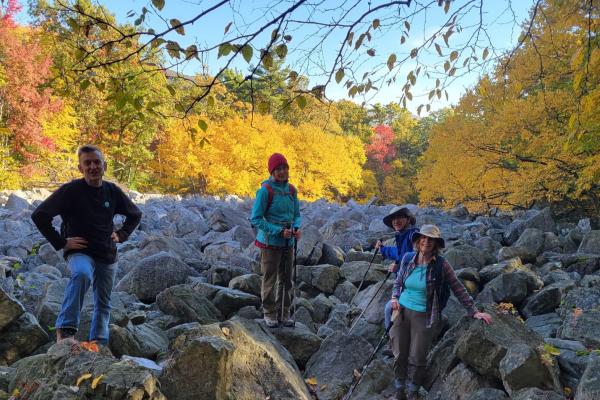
[55, 253, 117, 345]
[384, 299, 393, 331]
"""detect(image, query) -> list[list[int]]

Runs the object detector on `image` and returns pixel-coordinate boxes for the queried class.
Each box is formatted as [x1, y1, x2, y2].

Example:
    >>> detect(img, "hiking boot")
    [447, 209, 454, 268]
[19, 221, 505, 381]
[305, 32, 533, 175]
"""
[264, 316, 279, 328]
[56, 327, 76, 342]
[281, 318, 295, 327]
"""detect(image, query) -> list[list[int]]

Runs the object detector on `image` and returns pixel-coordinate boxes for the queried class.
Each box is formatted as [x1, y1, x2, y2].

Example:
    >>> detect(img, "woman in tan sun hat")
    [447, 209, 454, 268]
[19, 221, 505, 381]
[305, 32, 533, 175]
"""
[389, 224, 492, 400]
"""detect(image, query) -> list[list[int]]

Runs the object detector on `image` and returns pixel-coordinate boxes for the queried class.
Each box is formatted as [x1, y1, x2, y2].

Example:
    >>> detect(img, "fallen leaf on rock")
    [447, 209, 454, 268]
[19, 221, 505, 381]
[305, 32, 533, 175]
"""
[76, 373, 92, 386]
[353, 369, 361, 379]
[305, 377, 318, 385]
[91, 375, 104, 389]
[221, 327, 231, 336]
[80, 341, 100, 353]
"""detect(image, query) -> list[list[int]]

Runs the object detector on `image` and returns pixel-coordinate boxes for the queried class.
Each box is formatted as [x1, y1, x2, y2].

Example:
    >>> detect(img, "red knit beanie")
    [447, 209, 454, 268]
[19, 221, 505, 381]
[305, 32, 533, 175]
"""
[268, 153, 288, 174]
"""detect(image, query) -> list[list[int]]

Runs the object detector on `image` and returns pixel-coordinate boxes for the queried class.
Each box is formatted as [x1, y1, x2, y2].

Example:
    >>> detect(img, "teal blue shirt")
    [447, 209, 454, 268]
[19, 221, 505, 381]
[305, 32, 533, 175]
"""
[250, 177, 301, 247]
[399, 264, 427, 312]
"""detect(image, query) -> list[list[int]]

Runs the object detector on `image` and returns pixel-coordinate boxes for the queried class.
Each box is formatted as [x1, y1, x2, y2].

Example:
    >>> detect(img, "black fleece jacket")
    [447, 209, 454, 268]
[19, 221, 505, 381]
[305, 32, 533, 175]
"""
[31, 179, 142, 264]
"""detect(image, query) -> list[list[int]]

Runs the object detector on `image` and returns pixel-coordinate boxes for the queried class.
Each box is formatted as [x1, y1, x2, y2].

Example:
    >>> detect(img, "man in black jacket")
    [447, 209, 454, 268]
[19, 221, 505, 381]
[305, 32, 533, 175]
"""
[31, 145, 142, 344]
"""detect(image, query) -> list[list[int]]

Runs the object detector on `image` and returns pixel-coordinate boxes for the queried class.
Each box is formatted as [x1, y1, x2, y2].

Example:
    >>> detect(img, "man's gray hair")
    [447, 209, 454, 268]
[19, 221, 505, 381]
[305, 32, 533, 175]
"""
[77, 145, 104, 159]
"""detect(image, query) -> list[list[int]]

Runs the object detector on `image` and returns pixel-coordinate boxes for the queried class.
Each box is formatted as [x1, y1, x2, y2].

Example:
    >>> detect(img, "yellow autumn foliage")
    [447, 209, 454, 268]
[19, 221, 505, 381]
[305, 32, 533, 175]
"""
[151, 114, 366, 200]
[418, 0, 600, 213]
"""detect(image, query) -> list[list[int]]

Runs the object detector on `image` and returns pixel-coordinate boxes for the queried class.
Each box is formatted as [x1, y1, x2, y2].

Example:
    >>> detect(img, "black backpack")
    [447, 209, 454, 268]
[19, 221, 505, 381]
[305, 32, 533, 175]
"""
[432, 255, 451, 311]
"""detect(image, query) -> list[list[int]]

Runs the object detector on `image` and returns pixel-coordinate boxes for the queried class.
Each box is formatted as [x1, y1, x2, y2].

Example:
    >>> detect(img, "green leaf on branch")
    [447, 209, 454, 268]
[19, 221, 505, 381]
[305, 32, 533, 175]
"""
[80, 79, 91, 91]
[152, 0, 165, 11]
[275, 44, 288, 59]
[170, 19, 185, 35]
[296, 96, 307, 108]
[335, 69, 345, 84]
[198, 119, 208, 132]
[166, 41, 180, 58]
[218, 43, 232, 58]
[241, 45, 253, 63]
[387, 53, 396, 70]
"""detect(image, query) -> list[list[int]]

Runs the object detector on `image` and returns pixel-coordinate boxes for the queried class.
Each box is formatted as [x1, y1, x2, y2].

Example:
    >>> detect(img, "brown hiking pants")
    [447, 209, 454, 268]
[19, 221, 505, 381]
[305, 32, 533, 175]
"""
[260, 247, 293, 319]
[390, 307, 440, 388]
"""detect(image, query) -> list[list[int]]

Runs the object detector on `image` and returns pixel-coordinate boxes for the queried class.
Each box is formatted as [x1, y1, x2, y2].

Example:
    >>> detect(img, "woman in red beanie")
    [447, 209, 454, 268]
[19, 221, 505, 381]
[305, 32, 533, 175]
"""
[250, 153, 302, 328]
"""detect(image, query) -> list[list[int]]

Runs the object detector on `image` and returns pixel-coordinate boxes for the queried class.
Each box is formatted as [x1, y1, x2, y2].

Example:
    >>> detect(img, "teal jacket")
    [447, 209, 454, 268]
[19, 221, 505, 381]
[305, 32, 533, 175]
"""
[251, 178, 301, 247]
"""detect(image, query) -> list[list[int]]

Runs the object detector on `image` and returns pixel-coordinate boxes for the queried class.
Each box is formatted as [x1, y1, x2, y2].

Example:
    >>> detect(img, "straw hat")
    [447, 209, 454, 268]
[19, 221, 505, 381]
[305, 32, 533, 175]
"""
[412, 224, 445, 248]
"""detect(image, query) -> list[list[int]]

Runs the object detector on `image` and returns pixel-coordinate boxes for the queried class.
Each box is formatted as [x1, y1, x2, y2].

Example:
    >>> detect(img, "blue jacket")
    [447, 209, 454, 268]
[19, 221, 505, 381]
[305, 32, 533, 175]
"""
[251, 178, 301, 248]
[380, 227, 418, 265]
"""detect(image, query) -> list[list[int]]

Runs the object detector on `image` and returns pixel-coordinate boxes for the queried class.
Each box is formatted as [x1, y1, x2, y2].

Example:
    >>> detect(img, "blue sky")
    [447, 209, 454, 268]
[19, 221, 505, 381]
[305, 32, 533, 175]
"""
[22, 0, 536, 114]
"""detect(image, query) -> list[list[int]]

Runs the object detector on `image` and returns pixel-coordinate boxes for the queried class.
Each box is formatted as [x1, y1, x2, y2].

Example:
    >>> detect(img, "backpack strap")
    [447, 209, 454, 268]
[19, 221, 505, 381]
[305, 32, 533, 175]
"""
[262, 183, 275, 214]
[262, 182, 297, 214]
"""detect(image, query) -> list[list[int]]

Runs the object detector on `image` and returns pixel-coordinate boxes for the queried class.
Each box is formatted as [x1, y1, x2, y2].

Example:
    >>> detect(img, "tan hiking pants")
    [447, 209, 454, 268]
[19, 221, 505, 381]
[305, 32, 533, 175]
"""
[260, 247, 293, 319]
[390, 307, 440, 387]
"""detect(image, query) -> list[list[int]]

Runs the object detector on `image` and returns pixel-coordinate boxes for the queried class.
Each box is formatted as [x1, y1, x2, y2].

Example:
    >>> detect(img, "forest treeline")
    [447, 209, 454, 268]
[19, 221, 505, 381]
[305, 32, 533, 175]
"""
[0, 0, 598, 212]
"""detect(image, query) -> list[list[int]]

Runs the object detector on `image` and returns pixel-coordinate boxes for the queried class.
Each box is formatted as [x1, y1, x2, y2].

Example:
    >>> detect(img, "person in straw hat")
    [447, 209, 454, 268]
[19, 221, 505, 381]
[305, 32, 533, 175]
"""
[389, 224, 492, 400]
[375, 206, 418, 332]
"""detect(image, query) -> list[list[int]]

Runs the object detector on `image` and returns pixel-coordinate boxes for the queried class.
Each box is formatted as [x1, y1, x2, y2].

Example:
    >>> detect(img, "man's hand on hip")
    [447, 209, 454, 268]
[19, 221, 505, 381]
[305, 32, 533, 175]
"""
[64, 237, 88, 251]
[111, 232, 120, 243]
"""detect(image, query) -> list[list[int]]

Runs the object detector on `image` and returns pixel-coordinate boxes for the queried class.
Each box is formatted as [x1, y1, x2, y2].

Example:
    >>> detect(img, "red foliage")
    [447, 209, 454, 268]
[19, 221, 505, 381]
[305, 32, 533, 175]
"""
[0, 11, 60, 168]
[365, 124, 396, 172]
[0, 0, 22, 27]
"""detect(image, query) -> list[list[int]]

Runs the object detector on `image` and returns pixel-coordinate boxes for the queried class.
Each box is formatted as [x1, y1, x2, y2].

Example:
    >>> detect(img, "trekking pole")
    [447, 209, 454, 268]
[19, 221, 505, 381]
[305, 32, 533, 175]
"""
[281, 224, 292, 325]
[342, 324, 393, 400]
[292, 227, 299, 326]
[348, 243, 381, 309]
[347, 270, 392, 334]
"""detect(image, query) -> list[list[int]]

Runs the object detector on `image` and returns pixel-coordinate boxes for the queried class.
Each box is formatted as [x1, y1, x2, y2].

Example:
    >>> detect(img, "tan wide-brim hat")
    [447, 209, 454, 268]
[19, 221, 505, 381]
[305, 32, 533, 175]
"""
[383, 206, 416, 228]
[412, 224, 445, 248]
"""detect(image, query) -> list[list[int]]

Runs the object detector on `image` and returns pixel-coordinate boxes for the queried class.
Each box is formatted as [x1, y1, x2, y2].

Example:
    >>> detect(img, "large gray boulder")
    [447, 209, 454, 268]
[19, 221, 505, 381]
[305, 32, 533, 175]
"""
[0, 312, 49, 365]
[504, 208, 556, 245]
[156, 284, 222, 324]
[0, 287, 25, 331]
[109, 322, 169, 360]
[557, 310, 600, 348]
[115, 252, 200, 302]
[228, 273, 262, 297]
[9, 339, 165, 399]
[270, 322, 322, 368]
[353, 279, 393, 325]
[525, 313, 562, 338]
[428, 362, 501, 400]
[297, 264, 340, 294]
[340, 261, 386, 286]
[465, 388, 508, 400]
[427, 305, 560, 395]
[575, 357, 600, 400]
[160, 317, 311, 400]
[522, 280, 575, 318]
[304, 332, 374, 400]
[510, 388, 563, 400]
[319, 243, 345, 267]
[476, 272, 529, 305]
[296, 225, 324, 265]
[578, 230, 600, 255]
[444, 244, 488, 270]
[206, 206, 251, 232]
[499, 343, 560, 395]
